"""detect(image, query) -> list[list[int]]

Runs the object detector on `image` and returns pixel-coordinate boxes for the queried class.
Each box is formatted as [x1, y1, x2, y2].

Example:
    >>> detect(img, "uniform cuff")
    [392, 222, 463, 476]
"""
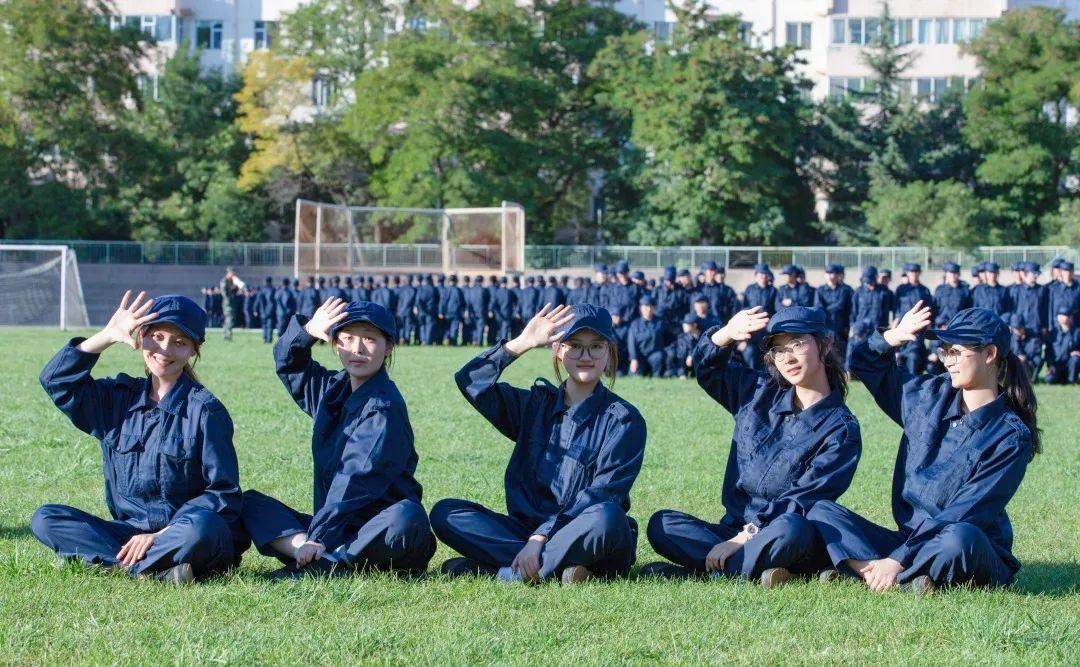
[868, 330, 895, 356]
[480, 340, 518, 370]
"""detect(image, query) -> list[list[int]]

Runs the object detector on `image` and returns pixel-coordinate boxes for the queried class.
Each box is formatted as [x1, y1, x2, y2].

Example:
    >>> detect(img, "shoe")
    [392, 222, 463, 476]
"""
[270, 559, 344, 580]
[638, 561, 696, 580]
[819, 568, 841, 583]
[759, 567, 791, 589]
[139, 563, 195, 584]
[496, 566, 524, 582]
[902, 575, 937, 596]
[560, 565, 593, 584]
[440, 557, 492, 577]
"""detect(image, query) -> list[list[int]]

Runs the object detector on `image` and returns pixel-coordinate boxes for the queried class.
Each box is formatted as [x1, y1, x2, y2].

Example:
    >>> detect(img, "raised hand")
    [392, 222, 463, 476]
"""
[883, 300, 932, 347]
[711, 306, 769, 347]
[104, 290, 158, 349]
[304, 297, 348, 342]
[504, 303, 575, 356]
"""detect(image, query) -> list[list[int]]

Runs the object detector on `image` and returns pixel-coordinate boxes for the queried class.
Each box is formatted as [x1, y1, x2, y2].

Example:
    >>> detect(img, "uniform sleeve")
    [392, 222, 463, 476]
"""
[454, 343, 531, 441]
[38, 339, 119, 439]
[173, 403, 242, 526]
[307, 402, 410, 549]
[888, 433, 1031, 567]
[628, 323, 640, 362]
[693, 326, 765, 414]
[273, 315, 334, 418]
[532, 410, 647, 538]
[752, 418, 862, 527]
[848, 331, 940, 427]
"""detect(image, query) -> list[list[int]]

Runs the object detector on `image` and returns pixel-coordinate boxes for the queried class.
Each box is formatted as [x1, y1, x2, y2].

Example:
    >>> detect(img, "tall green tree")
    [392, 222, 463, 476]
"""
[594, 3, 815, 245]
[963, 7, 1080, 243]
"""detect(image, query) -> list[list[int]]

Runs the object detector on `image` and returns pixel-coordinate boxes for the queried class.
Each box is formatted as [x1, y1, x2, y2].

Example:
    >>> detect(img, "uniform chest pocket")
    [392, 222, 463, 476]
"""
[537, 448, 588, 506]
[103, 430, 143, 495]
[757, 443, 812, 499]
[919, 446, 981, 509]
[158, 434, 201, 497]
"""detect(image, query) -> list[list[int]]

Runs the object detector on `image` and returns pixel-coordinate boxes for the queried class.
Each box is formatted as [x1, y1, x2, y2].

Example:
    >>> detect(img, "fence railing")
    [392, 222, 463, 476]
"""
[6, 240, 1079, 272]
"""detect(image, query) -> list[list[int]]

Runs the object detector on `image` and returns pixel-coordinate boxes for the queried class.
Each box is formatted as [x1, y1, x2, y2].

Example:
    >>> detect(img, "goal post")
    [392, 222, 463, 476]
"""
[293, 200, 526, 277]
[0, 244, 90, 329]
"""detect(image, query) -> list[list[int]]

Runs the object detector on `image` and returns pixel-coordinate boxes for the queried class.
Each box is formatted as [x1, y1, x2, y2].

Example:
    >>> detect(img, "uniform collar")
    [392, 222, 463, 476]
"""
[942, 390, 1008, 429]
[327, 365, 391, 411]
[553, 382, 611, 424]
[777, 387, 845, 429]
[129, 373, 193, 415]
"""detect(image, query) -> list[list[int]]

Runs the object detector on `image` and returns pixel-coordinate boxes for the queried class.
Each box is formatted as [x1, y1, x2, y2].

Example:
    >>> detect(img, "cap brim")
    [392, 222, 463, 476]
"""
[331, 315, 395, 341]
[145, 317, 204, 344]
[923, 328, 988, 345]
[561, 322, 615, 342]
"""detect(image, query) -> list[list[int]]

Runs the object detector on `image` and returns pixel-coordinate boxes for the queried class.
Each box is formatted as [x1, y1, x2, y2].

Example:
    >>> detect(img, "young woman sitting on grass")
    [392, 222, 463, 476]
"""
[432, 303, 647, 584]
[33, 291, 247, 584]
[240, 298, 436, 578]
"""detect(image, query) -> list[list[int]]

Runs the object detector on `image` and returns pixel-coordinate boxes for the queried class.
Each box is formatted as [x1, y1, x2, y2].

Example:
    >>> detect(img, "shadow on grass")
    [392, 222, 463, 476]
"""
[1013, 561, 1080, 597]
[0, 524, 33, 541]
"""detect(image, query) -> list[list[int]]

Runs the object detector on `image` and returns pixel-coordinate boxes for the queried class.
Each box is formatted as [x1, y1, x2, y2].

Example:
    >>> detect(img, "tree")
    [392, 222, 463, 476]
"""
[963, 7, 1080, 243]
[594, 3, 815, 245]
[864, 179, 990, 247]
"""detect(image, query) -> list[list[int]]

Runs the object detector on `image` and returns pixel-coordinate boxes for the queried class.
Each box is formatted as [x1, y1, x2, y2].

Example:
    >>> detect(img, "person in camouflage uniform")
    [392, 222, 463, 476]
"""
[219, 267, 246, 342]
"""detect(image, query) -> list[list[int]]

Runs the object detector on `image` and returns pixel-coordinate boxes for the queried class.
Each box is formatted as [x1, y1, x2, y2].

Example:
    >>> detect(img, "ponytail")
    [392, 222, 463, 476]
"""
[998, 351, 1041, 455]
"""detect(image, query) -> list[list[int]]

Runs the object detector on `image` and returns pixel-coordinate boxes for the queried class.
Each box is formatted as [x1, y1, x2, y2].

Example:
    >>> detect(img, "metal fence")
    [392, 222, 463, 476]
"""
[6, 240, 1079, 272]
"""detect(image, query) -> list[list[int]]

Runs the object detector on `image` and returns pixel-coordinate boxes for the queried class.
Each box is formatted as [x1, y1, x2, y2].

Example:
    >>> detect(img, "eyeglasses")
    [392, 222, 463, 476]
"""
[765, 338, 811, 363]
[561, 342, 608, 360]
[940, 345, 984, 363]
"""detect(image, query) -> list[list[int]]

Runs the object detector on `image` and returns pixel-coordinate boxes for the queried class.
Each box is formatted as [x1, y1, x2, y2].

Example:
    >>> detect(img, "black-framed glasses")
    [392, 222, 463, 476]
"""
[561, 342, 608, 360]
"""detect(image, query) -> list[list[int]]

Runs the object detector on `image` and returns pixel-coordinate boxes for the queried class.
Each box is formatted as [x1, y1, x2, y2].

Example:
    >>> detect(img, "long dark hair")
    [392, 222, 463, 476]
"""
[997, 349, 1041, 455]
[764, 333, 848, 398]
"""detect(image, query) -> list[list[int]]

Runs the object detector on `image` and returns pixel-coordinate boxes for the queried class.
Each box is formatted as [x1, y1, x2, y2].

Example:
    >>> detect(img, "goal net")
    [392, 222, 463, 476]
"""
[0, 245, 90, 329]
[293, 200, 526, 277]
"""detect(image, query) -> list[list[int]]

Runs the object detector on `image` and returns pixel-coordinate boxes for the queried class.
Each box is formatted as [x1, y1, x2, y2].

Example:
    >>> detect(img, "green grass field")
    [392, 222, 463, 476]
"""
[0, 327, 1077, 664]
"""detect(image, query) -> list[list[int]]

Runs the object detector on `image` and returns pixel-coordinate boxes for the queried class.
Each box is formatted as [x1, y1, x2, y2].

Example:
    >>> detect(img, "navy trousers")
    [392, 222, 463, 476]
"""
[632, 351, 667, 378]
[1045, 357, 1080, 384]
[444, 318, 462, 346]
[240, 490, 435, 574]
[30, 504, 238, 578]
[262, 316, 276, 343]
[647, 510, 828, 578]
[430, 499, 637, 579]
[806, 500, 1015, 587]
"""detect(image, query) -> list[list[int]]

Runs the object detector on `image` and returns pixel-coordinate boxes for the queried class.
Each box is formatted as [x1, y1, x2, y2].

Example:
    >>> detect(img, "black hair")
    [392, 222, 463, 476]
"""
[997, 349, 1041, 455]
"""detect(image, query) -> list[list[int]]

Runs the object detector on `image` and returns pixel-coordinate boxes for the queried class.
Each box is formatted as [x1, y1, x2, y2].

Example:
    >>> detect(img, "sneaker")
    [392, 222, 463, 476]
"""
[139, 563, 195, 584]
[270, 558, 344, 580]
[638, 561, 696, 580]
[759, 567, 791, 589]
[902, 575, 937, 596]
[440, 557, 493, 577]
[560, 565, 593, 584]
[819, 569, 841, 583]
[496, 566, 524, 582]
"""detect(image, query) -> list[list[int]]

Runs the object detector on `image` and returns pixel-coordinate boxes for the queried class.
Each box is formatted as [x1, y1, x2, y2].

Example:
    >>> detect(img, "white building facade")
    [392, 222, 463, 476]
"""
[108, 0, 1080, 102]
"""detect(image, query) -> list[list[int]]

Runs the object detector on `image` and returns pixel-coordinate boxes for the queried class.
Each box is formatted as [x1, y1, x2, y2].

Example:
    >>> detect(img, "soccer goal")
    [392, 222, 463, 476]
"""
[293, 200, 526, 277]
[0, 245, 90, 329]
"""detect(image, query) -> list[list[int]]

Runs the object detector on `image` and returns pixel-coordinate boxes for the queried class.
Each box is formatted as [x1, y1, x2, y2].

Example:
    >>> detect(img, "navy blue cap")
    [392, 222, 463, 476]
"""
[526, 276, 535, 285]
[1009, 313, 1026, 329]
[700, 260, 719, 272]
[765, 306, 828, 336]
[825, 263, 844, 274]
[682, 313, 700, 325]
[614, 260, 630, 274]
[779, 264, 796, 275]
[985, 262, 1000, 273]
[594, 263, 608, 272]
[925, 308, 1011, 354]
[677, 268, 691, 277]
[149, 295, 207, 343]
[902, 263, 921, 273]
[1051, 257, 1065, 269]
[692, 292, 708, 303]
[631, 270, 645, 280]
[1061, 261, 1075, 271]
[1057, 305, 1073, 316]
[555, 304, 616, 342]
[943, 261, 961, 273]
[879, 269, 892, 277]
[861, 266, 878, 282]
[662, 267, 676, 281]
[639, 295, 655, 306]
[328, 301, 397, 341]
[1010, 261, 1024, 271]
[753, 263, 772, 275]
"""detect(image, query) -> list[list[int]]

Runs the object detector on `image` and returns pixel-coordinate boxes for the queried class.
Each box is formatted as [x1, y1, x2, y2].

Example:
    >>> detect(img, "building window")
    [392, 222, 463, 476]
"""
[738, 21, 754, 46]
[137, 74, 159, 101]
[155, 16, 174, 42]
[196, 20, 223, 50]
[935, 18, 949, 44]
[953, 19, 968, 42]
[831, 18, 845, 45]
[254, 20, 277, 49]
[311, 77, 333, 107]
[848, 17, 863, 45]
[893, 18, 913, 45]
[785, 22, 811, 49]
[969, 19, 986, 39]
[865, 18, 880, 43]
[917, 19, 932, 45]
[653, 21, 672, 42]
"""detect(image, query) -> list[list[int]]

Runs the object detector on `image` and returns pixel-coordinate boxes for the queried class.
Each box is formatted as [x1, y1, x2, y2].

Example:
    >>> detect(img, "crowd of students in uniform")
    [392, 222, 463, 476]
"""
[213, 256, 1080, 384]
[29, 272, 1043, 594]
